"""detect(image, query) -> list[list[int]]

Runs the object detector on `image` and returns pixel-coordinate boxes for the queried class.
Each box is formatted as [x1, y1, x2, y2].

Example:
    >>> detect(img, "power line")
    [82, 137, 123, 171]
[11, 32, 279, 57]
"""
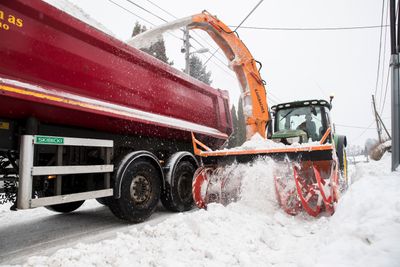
[268, 92, 283, 103]
[144, 0, 231, 68]
[107, 0, 183, 43]
[125, 0, 168, 22]
[374, 0, 386, 98]
[143, 0, 177, 20]
[352, 120, 376, 140]
[235, 0, 264, 30]
[107, 0, 156, 27]
[204, 0, 265, 65]
[109, 0, 281, 105]
[381, 68, 391, 115]
[379, 0, 390, 111]
[227, 25, 391, 31]
[190, 33, 229, 62]
[190, 37, 230, 68]
[126, 0, 236, 78]
[380, 0, 400, 115]
[335, 123, 377, 130]
[190, 44, 238, 81]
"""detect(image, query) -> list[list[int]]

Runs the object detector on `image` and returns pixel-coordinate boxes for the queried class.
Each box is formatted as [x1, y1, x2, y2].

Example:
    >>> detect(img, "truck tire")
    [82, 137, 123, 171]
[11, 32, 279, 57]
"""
[96, 197, 111, 206]
[46, 200, 85, 213]
[108, 157, 161, 223]
[161, 160, 196, 212]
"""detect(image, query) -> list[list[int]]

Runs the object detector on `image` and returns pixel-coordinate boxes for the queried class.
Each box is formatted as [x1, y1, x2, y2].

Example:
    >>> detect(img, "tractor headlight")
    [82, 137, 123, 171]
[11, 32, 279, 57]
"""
[286, 136, 301, 144]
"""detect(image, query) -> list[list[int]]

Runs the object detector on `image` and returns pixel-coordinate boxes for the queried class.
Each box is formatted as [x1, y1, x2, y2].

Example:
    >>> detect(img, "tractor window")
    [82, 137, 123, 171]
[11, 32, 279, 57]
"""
[275, 106, 324, 142]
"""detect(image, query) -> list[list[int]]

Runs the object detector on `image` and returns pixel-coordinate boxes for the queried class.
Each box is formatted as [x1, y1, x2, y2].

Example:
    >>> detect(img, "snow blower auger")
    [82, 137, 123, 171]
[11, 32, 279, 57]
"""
[127, 11, 348, 216]
[192, 99, 349, 217]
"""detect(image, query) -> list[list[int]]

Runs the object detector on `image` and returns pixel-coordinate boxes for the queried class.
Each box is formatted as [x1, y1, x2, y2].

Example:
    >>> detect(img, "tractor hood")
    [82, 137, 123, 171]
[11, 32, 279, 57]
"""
[271, 129, 308, 144]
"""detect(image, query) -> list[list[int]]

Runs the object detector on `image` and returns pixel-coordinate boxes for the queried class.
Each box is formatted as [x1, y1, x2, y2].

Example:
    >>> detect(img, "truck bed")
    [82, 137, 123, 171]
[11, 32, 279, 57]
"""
[0, 0, 232, 147]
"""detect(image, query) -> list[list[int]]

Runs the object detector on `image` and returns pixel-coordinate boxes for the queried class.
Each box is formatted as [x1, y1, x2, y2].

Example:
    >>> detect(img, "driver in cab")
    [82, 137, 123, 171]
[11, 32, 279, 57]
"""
[297, 113, 318, 141]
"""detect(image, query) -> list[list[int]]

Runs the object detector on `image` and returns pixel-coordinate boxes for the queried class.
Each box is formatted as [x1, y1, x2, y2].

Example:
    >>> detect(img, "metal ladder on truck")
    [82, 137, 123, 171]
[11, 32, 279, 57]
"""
[17, 135, 114, 209]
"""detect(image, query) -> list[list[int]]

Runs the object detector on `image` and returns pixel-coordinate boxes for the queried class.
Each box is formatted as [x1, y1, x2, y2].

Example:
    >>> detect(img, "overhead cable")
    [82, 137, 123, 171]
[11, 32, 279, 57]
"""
[227, 25, 391, 31]
[379, 0, 390, 111]
[204, 0, 265, 65]
[125, 0, 168, 22]
[374, 0, 386, 98]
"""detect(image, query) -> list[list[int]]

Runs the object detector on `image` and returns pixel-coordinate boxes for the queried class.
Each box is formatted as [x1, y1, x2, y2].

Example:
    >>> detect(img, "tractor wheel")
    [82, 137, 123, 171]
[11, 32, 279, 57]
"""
[161, 160, 196, 212]
[335, 135, 348, 179]
[45, 200, 85, 213]
[108, 157, 161, 223]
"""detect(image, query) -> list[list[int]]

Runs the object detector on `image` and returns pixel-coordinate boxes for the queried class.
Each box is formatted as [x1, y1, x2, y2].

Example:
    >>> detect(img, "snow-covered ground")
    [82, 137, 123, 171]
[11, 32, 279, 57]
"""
[1, 153, 398, 267]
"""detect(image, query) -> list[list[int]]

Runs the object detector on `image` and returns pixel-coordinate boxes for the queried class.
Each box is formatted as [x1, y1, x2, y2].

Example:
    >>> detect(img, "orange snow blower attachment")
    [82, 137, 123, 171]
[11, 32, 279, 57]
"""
[192, 121, 345, 217]
[128, 11, 348, 217]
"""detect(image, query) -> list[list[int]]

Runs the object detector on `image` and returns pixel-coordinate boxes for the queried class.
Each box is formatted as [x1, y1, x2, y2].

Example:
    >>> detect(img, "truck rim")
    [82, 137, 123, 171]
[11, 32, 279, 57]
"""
[130, 175, 151, 204]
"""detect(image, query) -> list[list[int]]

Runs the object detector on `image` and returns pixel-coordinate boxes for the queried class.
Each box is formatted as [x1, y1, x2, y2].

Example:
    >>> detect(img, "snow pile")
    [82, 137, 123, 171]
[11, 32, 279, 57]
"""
[224, 133, 322, 151]
[43, 0, 114, 36]
[7, 154, 400, 266]
[310, 153, 400, 266]
[238, 133, 286, 150]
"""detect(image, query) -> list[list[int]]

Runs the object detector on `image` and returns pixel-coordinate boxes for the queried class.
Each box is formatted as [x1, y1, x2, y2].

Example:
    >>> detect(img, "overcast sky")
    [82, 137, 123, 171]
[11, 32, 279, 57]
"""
[66, 0, 388, 147]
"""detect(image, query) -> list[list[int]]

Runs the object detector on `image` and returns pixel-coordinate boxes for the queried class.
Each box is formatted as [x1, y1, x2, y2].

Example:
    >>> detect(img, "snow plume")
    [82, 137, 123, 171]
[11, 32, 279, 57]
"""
[222, 158, 278, 213]
[127, 17, 192, 49]
[43, 0, 114, 36]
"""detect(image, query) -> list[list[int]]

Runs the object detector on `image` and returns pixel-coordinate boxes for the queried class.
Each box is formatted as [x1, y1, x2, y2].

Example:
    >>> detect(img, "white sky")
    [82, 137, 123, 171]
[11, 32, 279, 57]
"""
[67, 0, 389, 147]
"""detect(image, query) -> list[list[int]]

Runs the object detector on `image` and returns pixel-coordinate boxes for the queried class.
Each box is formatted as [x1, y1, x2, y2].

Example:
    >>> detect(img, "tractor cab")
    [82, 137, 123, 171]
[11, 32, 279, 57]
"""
[270, 100, 332, 144]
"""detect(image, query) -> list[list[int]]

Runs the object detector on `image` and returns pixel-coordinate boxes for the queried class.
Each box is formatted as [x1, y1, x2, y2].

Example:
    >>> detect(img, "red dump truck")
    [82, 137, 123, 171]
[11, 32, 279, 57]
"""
[0, 0, 232, 222]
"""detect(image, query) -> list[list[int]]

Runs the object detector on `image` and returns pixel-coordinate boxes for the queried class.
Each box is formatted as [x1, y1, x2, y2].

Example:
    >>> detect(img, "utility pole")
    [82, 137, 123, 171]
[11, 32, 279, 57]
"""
[372, 95, 383, 143]
[390, 0, 400, 171]
[183, 27, 191, 75]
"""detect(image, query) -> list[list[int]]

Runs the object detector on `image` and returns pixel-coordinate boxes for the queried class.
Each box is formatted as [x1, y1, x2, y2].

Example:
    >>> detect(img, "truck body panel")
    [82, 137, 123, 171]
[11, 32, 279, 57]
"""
[0, 0, 232, 148]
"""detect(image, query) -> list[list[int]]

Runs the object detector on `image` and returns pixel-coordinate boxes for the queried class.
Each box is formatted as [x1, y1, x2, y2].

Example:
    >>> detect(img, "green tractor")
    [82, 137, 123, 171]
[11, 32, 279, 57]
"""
[270, 99, 347, 177]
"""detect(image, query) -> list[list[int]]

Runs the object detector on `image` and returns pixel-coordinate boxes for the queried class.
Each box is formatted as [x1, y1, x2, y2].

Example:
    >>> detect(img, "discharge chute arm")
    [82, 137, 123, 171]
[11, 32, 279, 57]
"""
[127, 11, 270, 139]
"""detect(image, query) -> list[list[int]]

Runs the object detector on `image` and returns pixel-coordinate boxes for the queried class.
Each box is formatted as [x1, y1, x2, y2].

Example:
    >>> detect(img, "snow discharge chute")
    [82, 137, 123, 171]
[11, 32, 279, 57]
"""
[129, 11, 349, 217]
[128, 11, 269, 139]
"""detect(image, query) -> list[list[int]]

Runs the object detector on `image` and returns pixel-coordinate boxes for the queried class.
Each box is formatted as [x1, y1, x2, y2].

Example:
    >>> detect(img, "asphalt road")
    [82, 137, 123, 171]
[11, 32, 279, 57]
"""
[0, 201, 172, 265]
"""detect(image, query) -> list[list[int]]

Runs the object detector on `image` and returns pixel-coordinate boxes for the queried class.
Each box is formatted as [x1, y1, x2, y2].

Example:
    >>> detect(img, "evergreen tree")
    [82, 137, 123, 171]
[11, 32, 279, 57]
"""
[188, 55, 212, 85]
[132, 22, 142, 37]
[131, 22, 173, 65]
[227, 105, 239, 148]
[237, 98, 247, 145]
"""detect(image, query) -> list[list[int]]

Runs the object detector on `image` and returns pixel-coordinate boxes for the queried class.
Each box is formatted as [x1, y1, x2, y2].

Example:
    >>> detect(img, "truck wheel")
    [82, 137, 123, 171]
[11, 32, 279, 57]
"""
[96, 197, 111, 206]
[161, 160, 196, 212]
[45, 200, 85, 213]
[109, 158, 161, 223]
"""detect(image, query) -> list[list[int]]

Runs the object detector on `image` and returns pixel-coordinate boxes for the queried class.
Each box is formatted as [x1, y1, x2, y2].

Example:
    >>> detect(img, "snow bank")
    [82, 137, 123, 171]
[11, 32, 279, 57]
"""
[12, 153, 399, 267]
[310, 154, 400, 267]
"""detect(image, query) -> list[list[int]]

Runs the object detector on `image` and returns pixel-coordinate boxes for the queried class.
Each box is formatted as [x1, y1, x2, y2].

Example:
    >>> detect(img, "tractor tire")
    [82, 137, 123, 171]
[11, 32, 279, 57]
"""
[45, 200, 85, 213]
[108, 157, 161, 223]
[335, 135, 348, 178]
[161, 160, 196, 212]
